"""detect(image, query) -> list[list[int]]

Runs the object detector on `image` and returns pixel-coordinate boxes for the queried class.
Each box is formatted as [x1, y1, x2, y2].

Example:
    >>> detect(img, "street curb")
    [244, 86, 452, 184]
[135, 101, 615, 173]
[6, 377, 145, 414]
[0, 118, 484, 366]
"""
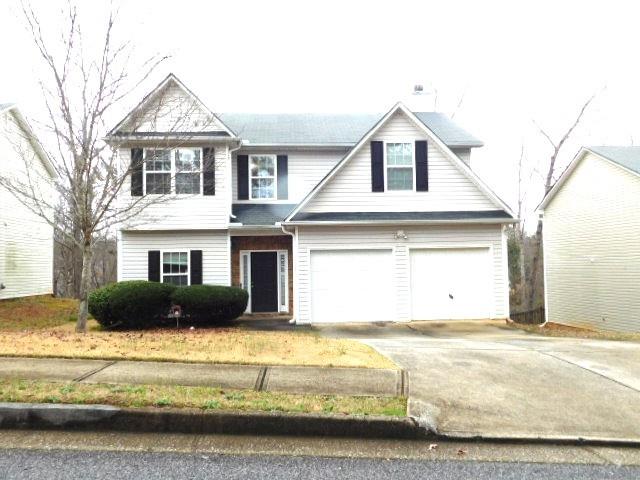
[2, 403, 639, 447]
[434, 432, 640, 448]
[0, 403, 429, 439]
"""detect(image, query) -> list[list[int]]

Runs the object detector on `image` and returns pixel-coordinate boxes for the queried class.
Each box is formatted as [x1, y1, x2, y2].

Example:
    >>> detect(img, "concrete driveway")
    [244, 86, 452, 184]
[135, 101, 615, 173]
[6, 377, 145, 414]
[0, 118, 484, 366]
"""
[318, 321, 640, 442]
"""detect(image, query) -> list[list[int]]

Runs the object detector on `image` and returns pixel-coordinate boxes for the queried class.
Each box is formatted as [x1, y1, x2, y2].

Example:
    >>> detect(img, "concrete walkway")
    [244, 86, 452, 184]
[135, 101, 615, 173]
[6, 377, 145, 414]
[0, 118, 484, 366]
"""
[319, 321, 640, 442]
[0, 357, 403, 397]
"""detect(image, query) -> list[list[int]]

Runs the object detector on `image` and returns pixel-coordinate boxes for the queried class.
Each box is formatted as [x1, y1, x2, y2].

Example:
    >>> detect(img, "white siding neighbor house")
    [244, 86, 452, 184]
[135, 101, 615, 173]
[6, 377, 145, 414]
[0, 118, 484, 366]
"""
[0, 104, 56, 300]
[108, 73, 516, 324]
[539, 146, 640, 332]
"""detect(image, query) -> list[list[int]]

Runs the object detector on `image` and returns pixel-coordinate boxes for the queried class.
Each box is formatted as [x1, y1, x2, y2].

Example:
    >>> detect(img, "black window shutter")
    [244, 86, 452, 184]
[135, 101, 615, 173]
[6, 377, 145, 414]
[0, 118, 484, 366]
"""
[237, 155, 249, 200]
[148, 250, 160, 282]
[131, 148, 144, 196]
[415, 140, 429, 191]
[190, 250, 203, 285]
[277, 154, 288, 200]
[202, 148, 215, 195]
[370, 141, 384, 192]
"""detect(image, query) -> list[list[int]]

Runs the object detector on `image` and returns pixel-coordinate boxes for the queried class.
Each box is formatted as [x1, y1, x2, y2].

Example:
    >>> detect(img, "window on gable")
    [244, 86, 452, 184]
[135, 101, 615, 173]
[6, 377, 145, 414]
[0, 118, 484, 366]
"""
[145, 149, 171, 194]
[386, 142, 414, 191]
[175, 148, 201, 194]
[162, 251, 189, 286]
[250, 155, 276, 199]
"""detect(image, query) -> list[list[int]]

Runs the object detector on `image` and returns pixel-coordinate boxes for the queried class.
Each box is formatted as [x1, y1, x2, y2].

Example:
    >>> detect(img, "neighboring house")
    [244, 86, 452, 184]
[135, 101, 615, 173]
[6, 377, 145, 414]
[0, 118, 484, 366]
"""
[0, 104, 56, 300]
[539, 146, 640, 332]
[108, 74, 515, 324]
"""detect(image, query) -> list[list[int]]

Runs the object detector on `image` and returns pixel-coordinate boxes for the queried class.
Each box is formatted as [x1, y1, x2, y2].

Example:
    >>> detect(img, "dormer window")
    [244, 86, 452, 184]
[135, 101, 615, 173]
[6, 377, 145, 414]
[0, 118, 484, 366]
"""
[385, 142, 414, 191]
[250, 155, 276, 199]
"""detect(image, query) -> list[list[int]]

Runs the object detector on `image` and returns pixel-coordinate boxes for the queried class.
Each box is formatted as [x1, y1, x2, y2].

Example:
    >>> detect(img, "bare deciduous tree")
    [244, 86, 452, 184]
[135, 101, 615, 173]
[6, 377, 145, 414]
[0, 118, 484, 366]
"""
[0, 3, 212, 332]
[525, 93, 598, 309]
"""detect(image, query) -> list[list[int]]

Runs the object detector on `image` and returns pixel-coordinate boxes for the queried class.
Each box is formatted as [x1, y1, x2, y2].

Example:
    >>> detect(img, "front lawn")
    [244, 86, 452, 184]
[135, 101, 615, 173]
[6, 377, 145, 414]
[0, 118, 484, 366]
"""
[0, 296, 395, 369]
[0, 379, 406, 416]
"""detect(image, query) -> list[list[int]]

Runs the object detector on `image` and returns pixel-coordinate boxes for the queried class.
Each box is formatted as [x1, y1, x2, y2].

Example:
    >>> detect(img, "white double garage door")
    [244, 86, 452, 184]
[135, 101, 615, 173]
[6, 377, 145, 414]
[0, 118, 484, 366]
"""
[310, 247, 492, 323]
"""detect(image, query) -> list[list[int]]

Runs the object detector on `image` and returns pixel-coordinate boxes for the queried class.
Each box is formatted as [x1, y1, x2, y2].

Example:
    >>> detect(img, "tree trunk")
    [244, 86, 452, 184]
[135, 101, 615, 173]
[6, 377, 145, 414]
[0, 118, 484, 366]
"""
[76, 241, 93, 333]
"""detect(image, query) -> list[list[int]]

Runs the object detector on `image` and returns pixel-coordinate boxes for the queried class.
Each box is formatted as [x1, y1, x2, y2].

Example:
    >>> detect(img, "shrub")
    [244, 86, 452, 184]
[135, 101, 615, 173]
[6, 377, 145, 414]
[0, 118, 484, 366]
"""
[88, 281, 175, 329]
[170, 284, 248, 325]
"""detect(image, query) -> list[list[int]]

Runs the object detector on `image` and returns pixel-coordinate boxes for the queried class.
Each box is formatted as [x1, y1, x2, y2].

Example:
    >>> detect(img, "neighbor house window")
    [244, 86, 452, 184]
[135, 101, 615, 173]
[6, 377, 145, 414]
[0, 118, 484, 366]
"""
[162, 251, 189, 286]
[386, 142, 414, 191]
[250, 155, 276, 199]
[143, 148, 202, 195]
[145, 149, 171, 194]
[175, 148, 201, 194]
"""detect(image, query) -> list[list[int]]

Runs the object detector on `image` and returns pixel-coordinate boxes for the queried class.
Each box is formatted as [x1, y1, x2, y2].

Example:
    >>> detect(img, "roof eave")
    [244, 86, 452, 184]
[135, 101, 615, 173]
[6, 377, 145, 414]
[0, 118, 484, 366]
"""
[284, 218, 518, 226]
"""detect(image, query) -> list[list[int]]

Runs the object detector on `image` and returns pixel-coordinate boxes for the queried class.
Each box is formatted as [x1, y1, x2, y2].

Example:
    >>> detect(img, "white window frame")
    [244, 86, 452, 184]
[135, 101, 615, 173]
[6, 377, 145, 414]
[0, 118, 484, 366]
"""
[143, 147, 203, 196]
[239, 249, 289, 313]
[160, 249, 190, 286]
[143, 148, 172, 195]
[248, 154, 277, 200]
[384, 140, 415, 192]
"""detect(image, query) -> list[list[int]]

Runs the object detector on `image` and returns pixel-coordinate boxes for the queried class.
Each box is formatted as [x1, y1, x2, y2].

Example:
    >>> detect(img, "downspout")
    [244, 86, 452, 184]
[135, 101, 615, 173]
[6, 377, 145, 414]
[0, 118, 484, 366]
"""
[227, 140, 243, 286]
[280, 223, 297, 325]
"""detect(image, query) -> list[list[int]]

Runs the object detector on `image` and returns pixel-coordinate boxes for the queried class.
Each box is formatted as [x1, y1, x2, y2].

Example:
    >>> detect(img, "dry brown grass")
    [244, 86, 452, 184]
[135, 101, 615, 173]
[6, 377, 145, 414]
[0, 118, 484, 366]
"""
[0, 297, 395, 369]
[0, 295, 77, 330]
[0, 379, 406, 416]
[509, 321, 640, 342]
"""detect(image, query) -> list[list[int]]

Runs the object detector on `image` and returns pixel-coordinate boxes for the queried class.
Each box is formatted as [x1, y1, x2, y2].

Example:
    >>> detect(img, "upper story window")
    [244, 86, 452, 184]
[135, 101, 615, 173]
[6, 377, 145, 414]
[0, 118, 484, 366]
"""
[250, 155, 276, 199]
[386, 142, 414, 191]
[143, 148, 202, 195]
[175, 149, 201, 194]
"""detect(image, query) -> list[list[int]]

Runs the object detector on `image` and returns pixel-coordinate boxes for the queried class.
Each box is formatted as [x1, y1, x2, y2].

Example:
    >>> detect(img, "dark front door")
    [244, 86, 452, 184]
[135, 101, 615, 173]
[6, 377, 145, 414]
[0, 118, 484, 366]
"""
[251, 252, 278, 312]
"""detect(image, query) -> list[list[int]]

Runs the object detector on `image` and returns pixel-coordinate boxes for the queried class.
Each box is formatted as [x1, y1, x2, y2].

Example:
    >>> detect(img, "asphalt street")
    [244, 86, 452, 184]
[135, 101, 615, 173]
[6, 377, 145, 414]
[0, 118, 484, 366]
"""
[1, 448, 640, 480]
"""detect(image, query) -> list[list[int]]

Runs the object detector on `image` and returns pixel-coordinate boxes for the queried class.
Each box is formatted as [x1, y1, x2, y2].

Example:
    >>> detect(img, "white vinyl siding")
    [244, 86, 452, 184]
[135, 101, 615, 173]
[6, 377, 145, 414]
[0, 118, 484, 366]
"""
[119, 231, 230, 286]
[123, 81, 229, 133]
[295, 224, 507, 324]
[117, 145, 231, 230]
[544, 152, 640, 333]
[232, 149, 345, 202]
[301, 110, 495, 213]
[0, 110, 54, 300]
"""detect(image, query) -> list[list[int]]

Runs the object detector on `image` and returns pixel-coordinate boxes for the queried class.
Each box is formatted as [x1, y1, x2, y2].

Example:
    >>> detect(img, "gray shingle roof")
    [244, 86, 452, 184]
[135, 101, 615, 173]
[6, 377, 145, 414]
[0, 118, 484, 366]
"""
[290, 210, 513, 222]
[588, 146, 640, 175]
[219, 112, 482, 148]
[232, 203, 298, 226]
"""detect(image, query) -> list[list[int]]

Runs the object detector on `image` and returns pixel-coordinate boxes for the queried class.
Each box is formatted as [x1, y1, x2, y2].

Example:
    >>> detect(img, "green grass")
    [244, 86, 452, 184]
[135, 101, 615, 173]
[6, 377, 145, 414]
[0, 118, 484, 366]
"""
[0, 379, 407, 416]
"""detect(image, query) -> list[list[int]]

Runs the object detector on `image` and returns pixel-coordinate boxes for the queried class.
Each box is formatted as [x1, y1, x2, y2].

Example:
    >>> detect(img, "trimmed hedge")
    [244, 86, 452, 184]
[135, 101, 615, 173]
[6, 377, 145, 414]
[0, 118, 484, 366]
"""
[170, 285, 248, 324]
[89, 281, 175, 329]
[88, 281, 248, 329]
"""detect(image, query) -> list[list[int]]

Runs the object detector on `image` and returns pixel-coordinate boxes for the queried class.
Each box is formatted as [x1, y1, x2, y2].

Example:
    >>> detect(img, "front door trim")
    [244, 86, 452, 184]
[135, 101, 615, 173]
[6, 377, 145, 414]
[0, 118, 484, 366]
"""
[239, 249, 288, 314]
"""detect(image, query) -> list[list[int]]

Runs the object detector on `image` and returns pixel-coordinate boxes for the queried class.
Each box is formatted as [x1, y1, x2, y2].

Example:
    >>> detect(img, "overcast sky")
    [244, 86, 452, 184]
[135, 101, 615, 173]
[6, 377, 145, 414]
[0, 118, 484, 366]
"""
[1, 0, 638, 228]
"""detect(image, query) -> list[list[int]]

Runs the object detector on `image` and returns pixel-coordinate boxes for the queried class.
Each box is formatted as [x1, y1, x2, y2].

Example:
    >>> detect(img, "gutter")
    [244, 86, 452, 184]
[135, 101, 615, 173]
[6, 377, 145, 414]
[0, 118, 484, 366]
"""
[280, 224, 298, 325]
[283, 218, 519, 227]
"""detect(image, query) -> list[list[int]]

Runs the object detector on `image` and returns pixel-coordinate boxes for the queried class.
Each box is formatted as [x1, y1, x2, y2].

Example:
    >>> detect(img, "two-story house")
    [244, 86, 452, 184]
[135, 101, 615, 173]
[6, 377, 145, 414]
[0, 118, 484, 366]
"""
[107, 74, 515, 324]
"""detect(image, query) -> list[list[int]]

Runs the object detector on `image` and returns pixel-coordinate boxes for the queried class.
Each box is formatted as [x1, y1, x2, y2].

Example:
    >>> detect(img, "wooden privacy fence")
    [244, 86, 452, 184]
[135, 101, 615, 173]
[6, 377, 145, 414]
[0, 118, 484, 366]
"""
[510, 306, 545, 325]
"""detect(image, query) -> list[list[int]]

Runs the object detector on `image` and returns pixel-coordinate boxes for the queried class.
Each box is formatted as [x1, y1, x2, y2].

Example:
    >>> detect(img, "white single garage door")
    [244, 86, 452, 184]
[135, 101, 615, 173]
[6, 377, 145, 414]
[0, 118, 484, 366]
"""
[310, 249, 394, 323]
[410, 248, 492, 320]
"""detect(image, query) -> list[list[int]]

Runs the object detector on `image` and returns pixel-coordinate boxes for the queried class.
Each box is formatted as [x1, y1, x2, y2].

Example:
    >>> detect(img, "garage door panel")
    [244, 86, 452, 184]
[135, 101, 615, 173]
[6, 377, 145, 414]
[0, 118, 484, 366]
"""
[311, 249, 394, 323]
[410, 248, 491, 320]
